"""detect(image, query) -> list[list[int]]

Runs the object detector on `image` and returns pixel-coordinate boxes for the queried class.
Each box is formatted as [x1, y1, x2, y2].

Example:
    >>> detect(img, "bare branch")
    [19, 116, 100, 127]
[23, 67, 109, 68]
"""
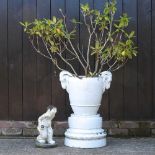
[68, 38, 86, 71]
[57, 53, 78, 76]
[77, 44, 87, 64]
[83, 14, 91, 34]
[110, 58, 128, 72]
[30, 39, 51, 60]
[60, 9, 86, 72]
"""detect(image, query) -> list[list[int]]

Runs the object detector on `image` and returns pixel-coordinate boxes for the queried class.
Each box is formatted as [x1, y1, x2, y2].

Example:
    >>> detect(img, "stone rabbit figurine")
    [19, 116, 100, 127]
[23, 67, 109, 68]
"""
[36, 105, 57, 147]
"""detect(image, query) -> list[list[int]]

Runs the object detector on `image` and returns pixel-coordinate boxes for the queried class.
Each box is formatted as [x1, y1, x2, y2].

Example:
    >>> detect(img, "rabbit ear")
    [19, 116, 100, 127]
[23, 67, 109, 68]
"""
[100, 71, 112, 90]
[59, 71, 73, 90]
[52, 107, 57, 113]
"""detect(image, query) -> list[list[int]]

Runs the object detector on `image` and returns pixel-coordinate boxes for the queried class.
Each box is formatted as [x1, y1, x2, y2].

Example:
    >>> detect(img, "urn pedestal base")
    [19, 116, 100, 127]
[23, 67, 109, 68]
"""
[64, 114, 107, 148]
[65, 137, 106, 148]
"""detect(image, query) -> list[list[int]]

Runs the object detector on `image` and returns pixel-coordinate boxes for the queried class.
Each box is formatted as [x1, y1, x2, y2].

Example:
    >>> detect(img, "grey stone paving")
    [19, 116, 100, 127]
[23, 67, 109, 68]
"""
[0, 137, 154, 155]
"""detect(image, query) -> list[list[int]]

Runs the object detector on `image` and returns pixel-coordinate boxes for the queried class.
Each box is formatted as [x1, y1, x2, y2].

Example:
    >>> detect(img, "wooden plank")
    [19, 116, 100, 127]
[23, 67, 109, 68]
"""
[137, 0, 152, 119]
[94, 0, 109, 120]
[0, 0, 8, 120]
[109, 0, 124, 120]
[153, 0, 155, 119]
[8, 0, 23, 120]
[65, 0, 80, 118]
[36, 0, 52, 118]
[23, 0, 37, 120]
[37, 0, 50, 19]
[123, 0, 138, 120]
[51, 0, 67, 121]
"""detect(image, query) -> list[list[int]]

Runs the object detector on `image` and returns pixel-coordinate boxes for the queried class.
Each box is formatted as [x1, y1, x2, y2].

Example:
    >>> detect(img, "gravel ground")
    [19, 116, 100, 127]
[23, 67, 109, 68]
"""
[0, 137, 154, 155]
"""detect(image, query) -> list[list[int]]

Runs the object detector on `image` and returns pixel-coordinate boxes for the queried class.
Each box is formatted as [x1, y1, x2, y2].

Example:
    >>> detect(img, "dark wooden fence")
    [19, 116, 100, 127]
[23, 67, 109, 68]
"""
[0, 0, 154, 121]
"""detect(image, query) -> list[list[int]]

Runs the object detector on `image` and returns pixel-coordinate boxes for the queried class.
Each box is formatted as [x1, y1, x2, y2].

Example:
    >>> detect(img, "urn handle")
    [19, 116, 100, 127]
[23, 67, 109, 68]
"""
[100, 71, 112, 92]
[59, 71, 73, 92]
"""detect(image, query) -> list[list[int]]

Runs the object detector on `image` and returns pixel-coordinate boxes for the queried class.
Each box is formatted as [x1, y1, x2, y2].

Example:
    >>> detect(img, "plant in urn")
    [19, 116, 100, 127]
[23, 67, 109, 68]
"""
[21, 0, 137, 148]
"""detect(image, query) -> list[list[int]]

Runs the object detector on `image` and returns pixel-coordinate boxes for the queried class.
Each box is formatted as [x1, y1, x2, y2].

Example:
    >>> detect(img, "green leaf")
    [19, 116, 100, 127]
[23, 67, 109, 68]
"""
[129, 31, 135, 38]
[52, 16, 57, 24]
[19, 22, 26, 27]
[81, 3, 90, 13]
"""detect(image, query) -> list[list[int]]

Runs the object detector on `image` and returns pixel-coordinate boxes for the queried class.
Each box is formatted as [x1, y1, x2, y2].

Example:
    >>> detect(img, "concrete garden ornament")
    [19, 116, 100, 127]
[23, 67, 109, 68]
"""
[36, 106, 57, 148]
[21, 0, 137, 148]
[60, 70, 112, 148]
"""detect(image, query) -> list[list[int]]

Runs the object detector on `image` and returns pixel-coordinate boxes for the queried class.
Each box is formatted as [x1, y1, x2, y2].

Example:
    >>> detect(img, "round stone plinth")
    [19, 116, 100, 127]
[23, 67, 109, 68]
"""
[65, 137, 106, 148]
[35, 141, 57, 148]
[64, 128, 107, 148]
[65, 114, 106, 148]
[68, 114, 102, 129]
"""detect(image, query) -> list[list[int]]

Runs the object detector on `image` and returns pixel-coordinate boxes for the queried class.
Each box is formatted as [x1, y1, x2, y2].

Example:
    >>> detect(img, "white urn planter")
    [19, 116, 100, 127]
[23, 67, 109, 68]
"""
[59, 70, 112, 148]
